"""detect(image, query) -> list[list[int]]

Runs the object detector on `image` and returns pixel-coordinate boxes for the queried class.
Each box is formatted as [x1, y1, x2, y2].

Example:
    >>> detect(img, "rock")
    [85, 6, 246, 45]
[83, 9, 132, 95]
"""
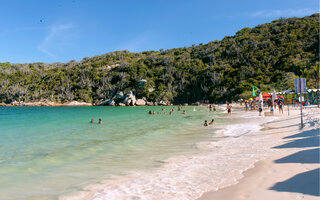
[184, 103, 189, 106]
[11, 100, 19, 106]
[154, 102, 158, 106]
[118, 103, 126, 106]
[158, 101, 167, 106]
[122, 91, 136, 106]
[98, 100, 109, 106]
[114, 92, 124, 99]
[136, 99, 146, 106]
[106, 99, 115, 106]
[138, 79, 147, 86]
[146, 101, 153, 106]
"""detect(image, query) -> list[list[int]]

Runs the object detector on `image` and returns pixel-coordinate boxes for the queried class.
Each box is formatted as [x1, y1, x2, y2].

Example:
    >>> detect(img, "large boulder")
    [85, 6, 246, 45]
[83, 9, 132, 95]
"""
[136, 99, 146, 106]
[122, 91, 136, 106]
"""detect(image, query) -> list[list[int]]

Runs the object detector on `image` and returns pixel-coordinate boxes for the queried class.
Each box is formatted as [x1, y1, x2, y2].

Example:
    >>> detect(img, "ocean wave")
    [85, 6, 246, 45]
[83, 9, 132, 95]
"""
[60, 117, 278, 200]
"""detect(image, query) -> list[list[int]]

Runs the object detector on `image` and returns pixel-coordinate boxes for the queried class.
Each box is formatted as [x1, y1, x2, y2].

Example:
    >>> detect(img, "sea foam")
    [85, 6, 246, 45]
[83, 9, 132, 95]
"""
[60, 116, 279, 200]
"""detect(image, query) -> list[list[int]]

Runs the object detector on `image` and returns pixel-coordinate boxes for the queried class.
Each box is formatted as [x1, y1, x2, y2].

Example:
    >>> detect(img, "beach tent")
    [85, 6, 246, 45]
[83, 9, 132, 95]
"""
[262, 92, 272, 99]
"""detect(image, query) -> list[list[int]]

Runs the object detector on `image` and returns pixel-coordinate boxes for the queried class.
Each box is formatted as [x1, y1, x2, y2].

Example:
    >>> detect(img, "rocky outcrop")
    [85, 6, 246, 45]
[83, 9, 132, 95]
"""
[118, 103, 126, 106]
[135, 99, 146, 106]
[122, 91, 136, 106]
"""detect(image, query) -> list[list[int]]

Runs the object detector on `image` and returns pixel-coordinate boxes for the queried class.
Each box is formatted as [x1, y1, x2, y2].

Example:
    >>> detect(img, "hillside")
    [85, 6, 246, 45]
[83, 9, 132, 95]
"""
[0, 14, 319, 104]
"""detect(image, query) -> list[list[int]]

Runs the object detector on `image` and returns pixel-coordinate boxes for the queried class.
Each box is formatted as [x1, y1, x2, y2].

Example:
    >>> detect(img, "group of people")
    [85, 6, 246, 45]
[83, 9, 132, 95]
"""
[90, 118, 102, 124]
[207, 104, 216, 112]
[148, 106, 186, 115]
[244, 98, 285, 116]
[203, 119, 215, 126]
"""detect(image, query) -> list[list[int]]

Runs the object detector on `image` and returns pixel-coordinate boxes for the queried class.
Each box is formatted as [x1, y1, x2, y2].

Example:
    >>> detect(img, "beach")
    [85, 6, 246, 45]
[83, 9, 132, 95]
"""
[199, 106, 320, 200]
[0, 105, 319, 200]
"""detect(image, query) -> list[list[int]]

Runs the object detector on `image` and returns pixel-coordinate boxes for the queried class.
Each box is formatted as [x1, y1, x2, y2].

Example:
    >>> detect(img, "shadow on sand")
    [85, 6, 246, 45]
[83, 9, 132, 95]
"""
[270, 168, 320, 196]
[275, 148, 320, 164]
[283, 128, 320, 139]
[270, 128, 320, 196]
[273, 136, 319, 149]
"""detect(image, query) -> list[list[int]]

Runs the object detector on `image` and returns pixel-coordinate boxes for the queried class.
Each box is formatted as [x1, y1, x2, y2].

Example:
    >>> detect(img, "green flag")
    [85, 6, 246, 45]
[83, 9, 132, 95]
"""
[253, 86, 261, 97]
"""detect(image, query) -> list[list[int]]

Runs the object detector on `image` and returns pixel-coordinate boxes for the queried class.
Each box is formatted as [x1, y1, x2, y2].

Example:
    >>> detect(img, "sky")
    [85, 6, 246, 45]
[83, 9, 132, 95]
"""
[0, 0, 318, 63]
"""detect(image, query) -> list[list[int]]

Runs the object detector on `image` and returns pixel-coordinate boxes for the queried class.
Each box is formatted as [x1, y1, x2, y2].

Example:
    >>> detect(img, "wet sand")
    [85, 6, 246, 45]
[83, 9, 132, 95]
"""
[198, 106, 320, 200]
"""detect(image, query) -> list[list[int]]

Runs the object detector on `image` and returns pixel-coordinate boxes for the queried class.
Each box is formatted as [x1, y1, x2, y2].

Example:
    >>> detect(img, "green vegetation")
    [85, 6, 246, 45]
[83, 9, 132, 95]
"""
[0, 14, 319, 104]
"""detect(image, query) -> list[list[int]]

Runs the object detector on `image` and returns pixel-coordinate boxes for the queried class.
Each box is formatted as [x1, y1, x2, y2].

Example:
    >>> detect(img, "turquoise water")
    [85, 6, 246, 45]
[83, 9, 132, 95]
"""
[0, 106, 222, 200]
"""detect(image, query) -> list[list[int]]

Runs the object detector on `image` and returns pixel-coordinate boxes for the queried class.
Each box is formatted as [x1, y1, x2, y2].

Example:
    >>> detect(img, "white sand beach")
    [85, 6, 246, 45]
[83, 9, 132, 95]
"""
[199, 106, 320, 200]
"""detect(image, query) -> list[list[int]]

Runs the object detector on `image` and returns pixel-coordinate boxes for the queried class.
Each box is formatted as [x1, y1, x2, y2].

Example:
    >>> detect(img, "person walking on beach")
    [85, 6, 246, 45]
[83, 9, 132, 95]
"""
[258, 102, 263, 116]
[245, 100, 249, 112]
[278, 100, 283, 114]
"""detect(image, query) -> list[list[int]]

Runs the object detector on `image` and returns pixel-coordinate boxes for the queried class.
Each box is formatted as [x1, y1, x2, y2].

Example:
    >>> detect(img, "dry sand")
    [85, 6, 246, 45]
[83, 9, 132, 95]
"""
[198, 106, 320, 200]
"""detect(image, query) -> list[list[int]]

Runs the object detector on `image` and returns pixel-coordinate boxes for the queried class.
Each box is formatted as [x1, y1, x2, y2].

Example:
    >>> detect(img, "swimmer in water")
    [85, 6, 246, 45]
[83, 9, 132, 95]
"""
[209, 119, 215, 125]
[148, 110, 152, 114]
[203, 120, 208, 126]
[182, 110, 186, 115]
[90, 119, 94, 123]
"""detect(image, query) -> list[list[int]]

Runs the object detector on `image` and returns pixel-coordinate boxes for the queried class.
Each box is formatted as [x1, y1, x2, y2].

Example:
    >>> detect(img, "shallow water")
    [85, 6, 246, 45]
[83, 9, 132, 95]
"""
[0, 106, 224, 200]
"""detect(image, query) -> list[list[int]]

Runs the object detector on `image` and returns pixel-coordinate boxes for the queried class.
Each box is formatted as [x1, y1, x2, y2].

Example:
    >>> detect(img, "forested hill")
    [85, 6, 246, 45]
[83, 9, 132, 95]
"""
[0, 14, 319, 104]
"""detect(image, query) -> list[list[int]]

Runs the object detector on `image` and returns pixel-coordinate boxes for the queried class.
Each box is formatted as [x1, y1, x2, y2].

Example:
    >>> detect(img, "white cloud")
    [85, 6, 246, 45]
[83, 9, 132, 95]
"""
[251, 8, 318, 18]
[37, 24, 74, 57]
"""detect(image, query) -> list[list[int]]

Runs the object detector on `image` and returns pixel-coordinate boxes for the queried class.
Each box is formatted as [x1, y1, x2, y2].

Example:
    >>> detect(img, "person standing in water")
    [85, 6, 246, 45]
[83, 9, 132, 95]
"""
[227, 104, 232, 115]
[98, 118, 102, 124]
[90, 119, 94, 123]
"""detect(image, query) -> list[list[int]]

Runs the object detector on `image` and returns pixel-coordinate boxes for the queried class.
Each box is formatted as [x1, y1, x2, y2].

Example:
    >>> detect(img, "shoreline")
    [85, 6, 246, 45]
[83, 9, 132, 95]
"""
[59, 105, 287, 200]
[198, 107, 319, 200]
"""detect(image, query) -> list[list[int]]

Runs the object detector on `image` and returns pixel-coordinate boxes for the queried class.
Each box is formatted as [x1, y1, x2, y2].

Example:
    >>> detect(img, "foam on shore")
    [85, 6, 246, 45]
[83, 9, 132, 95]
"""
[60, 113, 280, 200]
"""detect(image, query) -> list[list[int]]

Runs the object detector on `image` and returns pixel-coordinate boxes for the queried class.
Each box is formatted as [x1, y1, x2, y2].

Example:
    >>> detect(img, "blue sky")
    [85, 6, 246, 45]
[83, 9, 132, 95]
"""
[0, 0, 318, 63]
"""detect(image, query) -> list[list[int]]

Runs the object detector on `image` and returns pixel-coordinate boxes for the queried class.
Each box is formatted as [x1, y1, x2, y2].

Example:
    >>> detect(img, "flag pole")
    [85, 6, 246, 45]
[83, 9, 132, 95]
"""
[299, 78, 303, 128]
